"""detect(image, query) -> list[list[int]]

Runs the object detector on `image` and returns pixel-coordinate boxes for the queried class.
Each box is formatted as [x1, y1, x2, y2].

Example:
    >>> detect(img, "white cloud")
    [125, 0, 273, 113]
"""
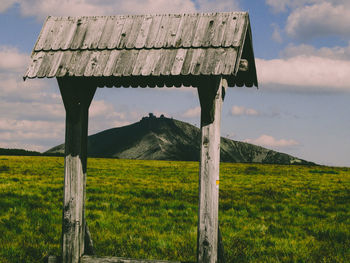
[266, 0, 290, 13]
[0, 45, 66, 151]
[111, 120, 132, 128]
[231, 105, 259, 116]
[265, 0, 314, 13]
[0, 116, 65, 152]
[0, 46, 29, 72]
[0, 0, 241, 153]
[182, 106, 201, 118]
[266, 1, 350, 39]
[244, 134, 299, 148]
[197, 0, 240, 12]
[88, 101, 157, 134]
[90, 100, 125, 119]
[0, 100, 64, 121]
[286, 2, 350, 39]
[116, 0, 196, 14]
[0, 119, 64, 140]
[0, 0, 17, 13]
[281, 42, 350, 60]
[0, 118, 62, 134]
[256, 55, 350, 92]
[257, 42, 350, 92]
[223, 132, 236, 140]
[1, 0, 241, 20]
[271, 23, 283, 43]
[0, 45, 136, 149]
[2, 0, 197, 20]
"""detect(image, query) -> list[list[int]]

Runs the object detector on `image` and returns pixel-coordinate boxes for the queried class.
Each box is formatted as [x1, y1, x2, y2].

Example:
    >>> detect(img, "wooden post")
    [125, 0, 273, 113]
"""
[58, 78, 96, 263]
[197, 77, 227, 263]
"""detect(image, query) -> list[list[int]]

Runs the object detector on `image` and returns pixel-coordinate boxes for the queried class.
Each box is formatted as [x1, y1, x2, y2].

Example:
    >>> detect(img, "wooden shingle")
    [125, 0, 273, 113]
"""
[24, 12, 258, 87]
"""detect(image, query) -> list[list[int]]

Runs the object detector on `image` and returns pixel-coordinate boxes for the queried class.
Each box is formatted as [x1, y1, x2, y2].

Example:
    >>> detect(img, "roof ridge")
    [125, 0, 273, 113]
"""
[46, 11, 247, 20]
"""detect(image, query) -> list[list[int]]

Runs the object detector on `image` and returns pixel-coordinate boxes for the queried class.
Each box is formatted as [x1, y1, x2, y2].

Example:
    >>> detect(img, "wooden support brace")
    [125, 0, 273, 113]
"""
[58, 78, 96, 263]
[217, 225, 225, 263]
[85, 223, 95, 255]
[197, 77, 227, 263]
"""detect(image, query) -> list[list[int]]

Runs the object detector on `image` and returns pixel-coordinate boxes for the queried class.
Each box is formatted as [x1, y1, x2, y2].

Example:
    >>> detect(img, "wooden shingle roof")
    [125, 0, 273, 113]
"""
[24, 12, 258, 88]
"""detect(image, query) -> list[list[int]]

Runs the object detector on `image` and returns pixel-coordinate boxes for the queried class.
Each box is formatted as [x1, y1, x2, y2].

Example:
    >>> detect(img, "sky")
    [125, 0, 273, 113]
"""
[0, 0, 349, 167]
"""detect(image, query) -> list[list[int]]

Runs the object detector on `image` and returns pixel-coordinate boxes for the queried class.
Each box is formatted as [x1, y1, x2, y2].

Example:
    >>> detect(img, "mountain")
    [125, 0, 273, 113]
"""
[46, 114, 313, 165]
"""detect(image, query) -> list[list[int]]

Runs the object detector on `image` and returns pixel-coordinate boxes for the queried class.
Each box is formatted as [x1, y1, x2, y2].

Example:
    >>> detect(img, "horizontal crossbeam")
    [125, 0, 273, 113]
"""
[81, 256, 181, 263]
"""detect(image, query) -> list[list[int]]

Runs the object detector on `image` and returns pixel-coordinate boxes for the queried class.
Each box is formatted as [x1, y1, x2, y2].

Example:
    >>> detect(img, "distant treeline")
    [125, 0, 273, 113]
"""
[0, 148, 64, 157]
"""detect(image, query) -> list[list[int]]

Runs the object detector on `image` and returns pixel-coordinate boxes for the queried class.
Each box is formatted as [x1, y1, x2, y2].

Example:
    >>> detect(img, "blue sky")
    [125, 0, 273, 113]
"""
[0, 0, 349, 167]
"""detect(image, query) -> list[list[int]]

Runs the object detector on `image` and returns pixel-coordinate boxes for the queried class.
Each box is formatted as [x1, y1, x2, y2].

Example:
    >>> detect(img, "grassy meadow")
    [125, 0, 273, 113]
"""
[0, 156, 349, 263]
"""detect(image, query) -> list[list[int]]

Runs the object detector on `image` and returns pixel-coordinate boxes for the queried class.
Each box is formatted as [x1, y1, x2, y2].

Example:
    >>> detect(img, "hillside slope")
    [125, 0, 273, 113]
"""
[46, 115, 312, 165]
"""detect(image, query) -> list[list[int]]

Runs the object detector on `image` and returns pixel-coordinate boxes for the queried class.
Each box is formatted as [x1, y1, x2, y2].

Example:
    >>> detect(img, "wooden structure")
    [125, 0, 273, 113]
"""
[24, 12, 258, 263]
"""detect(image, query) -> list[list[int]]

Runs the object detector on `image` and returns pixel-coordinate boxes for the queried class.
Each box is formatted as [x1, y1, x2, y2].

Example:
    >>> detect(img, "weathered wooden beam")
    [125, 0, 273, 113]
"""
[80, 256, 181, 263]
[197, 77, 227, 263]
[58, 78, 96, 263]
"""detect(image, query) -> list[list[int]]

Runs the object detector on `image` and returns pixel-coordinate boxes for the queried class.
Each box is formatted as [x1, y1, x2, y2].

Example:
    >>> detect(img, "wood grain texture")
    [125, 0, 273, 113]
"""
[32, 13, 248, 51]
[51, 17, 76, 50]
[222, 13, 239, 47]
[25, 51, 44, 78]
[126, 15, 144, 49]
[141, 49, 159, 76]
[117, 16, 135, 49]
[34, 16, 55, 51]
[171, 14, 187, 48]
[24, 12, 257, 88]
[197, 77, 227, 263]
[106, 16, 126, 49]
[165, 14, 182, 48]
[192, 14, 211, 48]
[209, 14, 228, 47]
[103, 50, 121, 77]
[232, 13, 247, 47]
[83, 51, 101, 77]
[91, 50, 111, 77]
[190, 49, 206, 75]
[97, 17, 117, 49]
[36, 52, 54, 78]
[56, 51, 74, 77]
[135, 16, 153, 49]
[81, 17, 107, 50]
[154, 15, 170, 48]
[170, 49, 187, 75]
[25, 48, 240, 78]
[180, 14, 199, 48]
[58, 78, 96, 263]
[145, 15, 163, 48]
[122, 49, 140, 76]
[43, 18, 66, 51]
[113, 50, 131, 77]
[48, 52, 65, 77]
[70, 17, 89, 50]
[74, 51, 92, 77]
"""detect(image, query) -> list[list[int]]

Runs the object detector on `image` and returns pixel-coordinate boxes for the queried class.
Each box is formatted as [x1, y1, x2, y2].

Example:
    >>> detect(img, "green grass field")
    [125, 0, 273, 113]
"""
[0, 156, 349, 263]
